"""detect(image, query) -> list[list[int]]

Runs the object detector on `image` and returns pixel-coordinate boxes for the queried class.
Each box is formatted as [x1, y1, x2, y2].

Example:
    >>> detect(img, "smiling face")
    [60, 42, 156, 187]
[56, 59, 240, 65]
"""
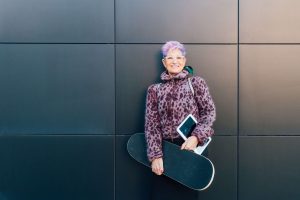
[162, 48, 186, 76]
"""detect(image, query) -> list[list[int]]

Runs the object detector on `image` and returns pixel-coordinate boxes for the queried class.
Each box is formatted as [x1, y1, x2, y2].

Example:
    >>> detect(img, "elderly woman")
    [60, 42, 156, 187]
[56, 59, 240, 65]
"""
[145, 41, 216, 176]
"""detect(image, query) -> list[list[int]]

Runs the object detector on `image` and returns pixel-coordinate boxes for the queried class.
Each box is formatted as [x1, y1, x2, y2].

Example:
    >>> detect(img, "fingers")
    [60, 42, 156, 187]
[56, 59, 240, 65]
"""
[181, 141, 187, 150]
[181, 136, 198, 151]
[151, 158, 164, 175]
[181, 141, 194, 151]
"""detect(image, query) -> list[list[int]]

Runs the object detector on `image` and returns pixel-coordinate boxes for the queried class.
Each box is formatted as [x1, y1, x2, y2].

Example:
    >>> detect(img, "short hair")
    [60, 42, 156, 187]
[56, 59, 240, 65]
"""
[161, 41, 186, 57]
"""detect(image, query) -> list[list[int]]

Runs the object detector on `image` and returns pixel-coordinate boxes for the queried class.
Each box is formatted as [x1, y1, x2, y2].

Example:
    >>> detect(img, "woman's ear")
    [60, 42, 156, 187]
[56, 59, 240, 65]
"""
[162, 59, 166, 68]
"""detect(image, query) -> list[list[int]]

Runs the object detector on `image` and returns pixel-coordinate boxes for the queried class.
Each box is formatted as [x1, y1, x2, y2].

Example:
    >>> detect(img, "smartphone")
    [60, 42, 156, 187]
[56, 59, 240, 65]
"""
[176, 114, 197, 140]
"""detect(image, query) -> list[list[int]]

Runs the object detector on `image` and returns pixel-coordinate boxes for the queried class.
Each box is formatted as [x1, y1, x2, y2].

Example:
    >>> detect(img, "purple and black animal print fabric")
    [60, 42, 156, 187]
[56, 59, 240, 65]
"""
[145, 70, 216, 162]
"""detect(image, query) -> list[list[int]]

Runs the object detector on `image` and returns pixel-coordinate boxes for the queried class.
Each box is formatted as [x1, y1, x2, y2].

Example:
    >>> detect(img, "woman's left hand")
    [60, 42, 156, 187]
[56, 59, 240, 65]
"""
[181, 136, 198, 151]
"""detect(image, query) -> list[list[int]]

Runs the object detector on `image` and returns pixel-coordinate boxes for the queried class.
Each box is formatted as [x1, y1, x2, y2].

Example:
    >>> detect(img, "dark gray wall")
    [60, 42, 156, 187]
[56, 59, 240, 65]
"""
[0, 0, 299, 200]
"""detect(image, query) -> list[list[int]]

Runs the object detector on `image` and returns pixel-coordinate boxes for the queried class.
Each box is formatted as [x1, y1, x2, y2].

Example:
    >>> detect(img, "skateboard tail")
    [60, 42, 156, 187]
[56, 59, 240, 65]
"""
[198, 158, 215, 191]
[127, 134, 150, 166]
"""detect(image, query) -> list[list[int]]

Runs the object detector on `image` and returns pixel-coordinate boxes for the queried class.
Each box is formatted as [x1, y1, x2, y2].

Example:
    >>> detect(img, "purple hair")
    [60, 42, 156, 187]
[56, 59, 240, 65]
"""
[161, 41, 186, 57]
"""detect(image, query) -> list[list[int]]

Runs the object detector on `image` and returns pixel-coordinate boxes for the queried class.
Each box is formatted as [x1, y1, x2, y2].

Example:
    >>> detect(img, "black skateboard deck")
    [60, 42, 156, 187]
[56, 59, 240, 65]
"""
[127, 133, 215, 191]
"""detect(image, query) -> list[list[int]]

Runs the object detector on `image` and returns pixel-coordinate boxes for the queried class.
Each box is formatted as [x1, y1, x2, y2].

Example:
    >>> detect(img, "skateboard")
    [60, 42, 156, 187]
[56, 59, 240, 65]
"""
[127, 133, 215, 191]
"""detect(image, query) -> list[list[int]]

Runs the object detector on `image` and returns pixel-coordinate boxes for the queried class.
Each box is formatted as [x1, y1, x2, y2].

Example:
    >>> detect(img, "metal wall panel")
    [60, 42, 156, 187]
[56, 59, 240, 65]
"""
[116, 44, 236, 135]
[115, 135, 153, 200]
[239, 45, 300, 135]
[0, 135, 114, 200]
[240, 0, 300, 43]
[116, 0, 237, 43]
[0, 44, 115, 134]
[239, 136, 300, 200]
[198, 136, 237, 200]
[0, 0, 114, 43]
[116, 44, 164, 134]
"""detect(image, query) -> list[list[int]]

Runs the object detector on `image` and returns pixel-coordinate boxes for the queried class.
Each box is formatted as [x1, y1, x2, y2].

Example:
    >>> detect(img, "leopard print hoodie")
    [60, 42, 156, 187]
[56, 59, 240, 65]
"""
[145, 70, 216, 162]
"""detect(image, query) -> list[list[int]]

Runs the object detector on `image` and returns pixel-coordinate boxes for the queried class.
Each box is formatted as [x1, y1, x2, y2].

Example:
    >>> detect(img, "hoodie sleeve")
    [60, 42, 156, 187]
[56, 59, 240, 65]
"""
[144, 84, 163, 162]
[191, 77, 216, 145]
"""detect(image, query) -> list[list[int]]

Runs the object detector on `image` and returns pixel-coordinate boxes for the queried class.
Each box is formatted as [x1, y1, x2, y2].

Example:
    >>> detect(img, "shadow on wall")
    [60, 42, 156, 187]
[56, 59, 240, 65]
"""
[137, 50, 165, 132]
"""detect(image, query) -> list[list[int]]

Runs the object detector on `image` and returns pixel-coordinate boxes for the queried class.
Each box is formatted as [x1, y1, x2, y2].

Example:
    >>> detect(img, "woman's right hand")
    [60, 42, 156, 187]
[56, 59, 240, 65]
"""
[151, 158, 164, 175]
